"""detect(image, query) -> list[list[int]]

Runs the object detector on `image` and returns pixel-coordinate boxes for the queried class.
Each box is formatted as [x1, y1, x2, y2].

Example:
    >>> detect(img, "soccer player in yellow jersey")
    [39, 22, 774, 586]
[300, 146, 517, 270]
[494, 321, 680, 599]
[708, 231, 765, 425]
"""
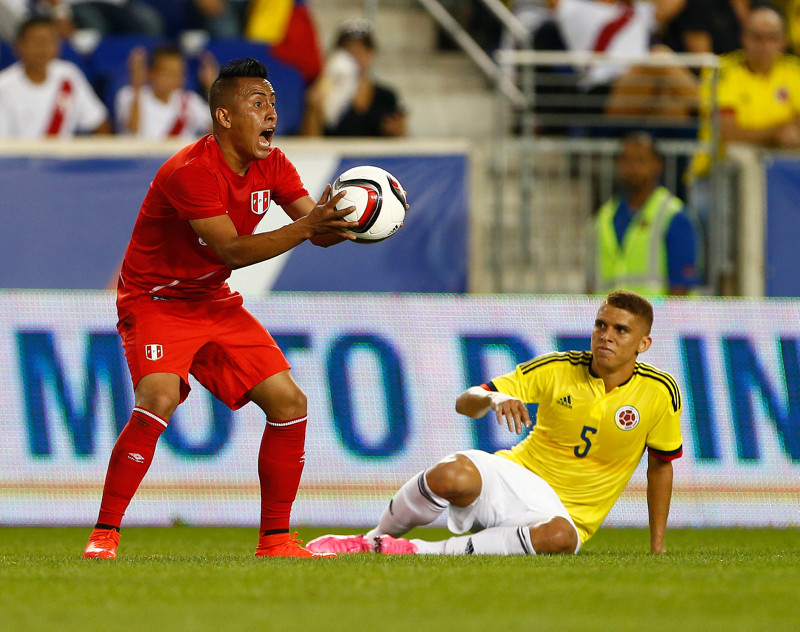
[309, 290, 683, 556]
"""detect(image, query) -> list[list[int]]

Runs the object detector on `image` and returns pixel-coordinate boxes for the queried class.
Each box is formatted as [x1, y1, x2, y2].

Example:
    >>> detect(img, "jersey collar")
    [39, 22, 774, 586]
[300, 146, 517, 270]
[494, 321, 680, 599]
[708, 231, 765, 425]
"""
[587, 353, 635, 388]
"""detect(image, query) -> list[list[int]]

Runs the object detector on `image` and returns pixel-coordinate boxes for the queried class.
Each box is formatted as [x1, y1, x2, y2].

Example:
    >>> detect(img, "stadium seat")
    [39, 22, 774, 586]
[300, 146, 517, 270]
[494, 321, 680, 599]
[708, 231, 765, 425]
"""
[204, 38, 306, 135]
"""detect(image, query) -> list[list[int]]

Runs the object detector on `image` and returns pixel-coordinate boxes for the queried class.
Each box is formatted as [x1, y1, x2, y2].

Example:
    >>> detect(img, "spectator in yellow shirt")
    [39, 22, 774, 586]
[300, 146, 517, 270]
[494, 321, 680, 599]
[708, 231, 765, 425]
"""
[688, 3, 799, 289]
[717, 2, 800, 148]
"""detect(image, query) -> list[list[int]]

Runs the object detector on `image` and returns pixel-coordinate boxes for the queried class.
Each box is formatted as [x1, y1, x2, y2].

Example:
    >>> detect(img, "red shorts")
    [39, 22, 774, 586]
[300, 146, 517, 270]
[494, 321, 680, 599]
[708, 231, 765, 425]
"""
[116, 292, 290, 409]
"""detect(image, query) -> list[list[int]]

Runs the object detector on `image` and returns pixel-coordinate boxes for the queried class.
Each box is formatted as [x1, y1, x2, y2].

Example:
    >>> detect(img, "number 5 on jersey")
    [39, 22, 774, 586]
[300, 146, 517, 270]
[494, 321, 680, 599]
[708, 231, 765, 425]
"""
[574, 425, 597, 458]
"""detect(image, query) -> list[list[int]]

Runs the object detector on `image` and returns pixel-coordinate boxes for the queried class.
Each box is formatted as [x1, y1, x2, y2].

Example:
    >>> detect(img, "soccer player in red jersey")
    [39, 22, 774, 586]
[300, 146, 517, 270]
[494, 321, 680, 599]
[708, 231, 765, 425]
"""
[83, 58, 359, 560]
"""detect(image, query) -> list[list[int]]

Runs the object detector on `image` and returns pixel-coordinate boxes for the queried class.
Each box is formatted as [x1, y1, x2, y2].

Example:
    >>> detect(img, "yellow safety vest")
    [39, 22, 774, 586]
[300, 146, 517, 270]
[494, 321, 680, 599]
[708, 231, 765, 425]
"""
[594, 186, 683, 296]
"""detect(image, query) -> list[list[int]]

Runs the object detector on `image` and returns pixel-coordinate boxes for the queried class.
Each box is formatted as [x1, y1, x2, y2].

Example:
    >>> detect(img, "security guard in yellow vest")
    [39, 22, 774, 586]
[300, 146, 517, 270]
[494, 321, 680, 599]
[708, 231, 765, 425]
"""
[588, 132, 702, 296]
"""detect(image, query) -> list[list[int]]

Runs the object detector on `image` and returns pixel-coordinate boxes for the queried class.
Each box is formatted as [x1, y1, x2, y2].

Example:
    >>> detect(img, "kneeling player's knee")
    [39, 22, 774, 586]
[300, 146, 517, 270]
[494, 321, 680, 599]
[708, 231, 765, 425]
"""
[529, 517, 578, 555]
[426, 455, 481, 504]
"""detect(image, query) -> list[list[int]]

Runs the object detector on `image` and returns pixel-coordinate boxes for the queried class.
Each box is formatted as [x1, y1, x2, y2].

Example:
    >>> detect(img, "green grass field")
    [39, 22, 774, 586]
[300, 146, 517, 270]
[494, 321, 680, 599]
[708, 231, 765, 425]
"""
[2, 527, 798, 631]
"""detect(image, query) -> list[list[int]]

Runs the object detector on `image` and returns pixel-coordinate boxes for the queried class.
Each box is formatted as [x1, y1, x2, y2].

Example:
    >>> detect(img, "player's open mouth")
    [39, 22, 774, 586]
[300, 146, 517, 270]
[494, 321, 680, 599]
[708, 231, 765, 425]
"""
[258, 129, 274, 148]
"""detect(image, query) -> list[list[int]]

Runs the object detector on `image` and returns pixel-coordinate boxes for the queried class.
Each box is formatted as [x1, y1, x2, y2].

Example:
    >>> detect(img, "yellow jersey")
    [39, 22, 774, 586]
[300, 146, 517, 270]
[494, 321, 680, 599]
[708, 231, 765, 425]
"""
[717, 51, 800, 130]
[692, 52, 800, 177]
[490, 351, 683, 543]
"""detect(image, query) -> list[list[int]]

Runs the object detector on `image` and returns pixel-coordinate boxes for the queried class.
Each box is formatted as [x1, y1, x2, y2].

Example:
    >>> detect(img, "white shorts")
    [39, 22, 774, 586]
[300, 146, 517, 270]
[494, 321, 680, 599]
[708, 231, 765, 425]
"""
[447, 450, 581, 553]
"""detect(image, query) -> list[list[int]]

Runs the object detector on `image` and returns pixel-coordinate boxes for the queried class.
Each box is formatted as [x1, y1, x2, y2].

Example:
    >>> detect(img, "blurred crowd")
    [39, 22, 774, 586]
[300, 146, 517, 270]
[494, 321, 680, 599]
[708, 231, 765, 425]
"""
[493, 0, 800, 148]
[0, 0, 407, 139]
[465, 0, 800, 296]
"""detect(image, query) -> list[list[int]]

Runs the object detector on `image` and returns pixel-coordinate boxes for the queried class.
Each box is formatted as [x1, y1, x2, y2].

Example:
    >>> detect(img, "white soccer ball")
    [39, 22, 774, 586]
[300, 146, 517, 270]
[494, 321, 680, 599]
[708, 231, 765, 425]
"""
[332, 165, 407, 243]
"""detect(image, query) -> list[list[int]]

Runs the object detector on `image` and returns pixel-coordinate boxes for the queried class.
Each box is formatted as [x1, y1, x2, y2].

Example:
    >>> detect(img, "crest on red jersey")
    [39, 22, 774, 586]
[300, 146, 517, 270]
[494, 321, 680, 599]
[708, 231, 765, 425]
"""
[144, 344, 163, 361]
[251, 190, 271, 215]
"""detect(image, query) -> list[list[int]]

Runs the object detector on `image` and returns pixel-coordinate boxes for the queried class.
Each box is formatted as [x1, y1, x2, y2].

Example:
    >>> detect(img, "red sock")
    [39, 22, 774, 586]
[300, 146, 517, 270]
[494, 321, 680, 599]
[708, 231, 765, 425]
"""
[259, 416, 307, 534]
[96, 407, 167, 528]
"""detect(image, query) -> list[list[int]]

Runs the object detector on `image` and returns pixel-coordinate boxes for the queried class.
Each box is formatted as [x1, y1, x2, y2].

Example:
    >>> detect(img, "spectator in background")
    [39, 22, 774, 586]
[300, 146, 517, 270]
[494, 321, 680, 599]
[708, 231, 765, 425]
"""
[714, 3, 800, 149]
[587, 132, 702, 296]
[542, 0, 675, 90]
[302, 19, 406, 137]
[538, 0, 698, 124]
[0, 16, 109, 137]
[691, 3, 800, 177]
[116, 45, 217, 139]
[605, 43, 699, 122]
[689, 3, 800, 245]
[661, 0, 746, 55]
[69, 0, 164, 36]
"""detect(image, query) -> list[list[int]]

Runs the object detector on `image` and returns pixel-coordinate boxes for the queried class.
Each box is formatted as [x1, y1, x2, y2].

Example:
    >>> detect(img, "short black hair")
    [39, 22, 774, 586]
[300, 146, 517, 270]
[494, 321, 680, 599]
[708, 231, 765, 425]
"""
[149, 44, 183, 70]
[605, 290, 654, 334]
[208, 57, 269, 113]
[16, 15, 56, 41]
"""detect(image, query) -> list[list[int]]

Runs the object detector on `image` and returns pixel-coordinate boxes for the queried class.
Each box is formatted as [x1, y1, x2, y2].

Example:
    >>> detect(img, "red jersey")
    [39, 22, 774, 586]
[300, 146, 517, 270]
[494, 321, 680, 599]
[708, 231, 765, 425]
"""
[118, 134, 308, 300]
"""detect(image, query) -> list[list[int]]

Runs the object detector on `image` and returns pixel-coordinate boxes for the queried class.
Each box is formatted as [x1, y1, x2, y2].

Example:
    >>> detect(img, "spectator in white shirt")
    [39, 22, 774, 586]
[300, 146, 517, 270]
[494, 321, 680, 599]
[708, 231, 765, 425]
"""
[540, 0, 697, 121]
[115, 45, 216, 139]
[0, 16, 109, 138]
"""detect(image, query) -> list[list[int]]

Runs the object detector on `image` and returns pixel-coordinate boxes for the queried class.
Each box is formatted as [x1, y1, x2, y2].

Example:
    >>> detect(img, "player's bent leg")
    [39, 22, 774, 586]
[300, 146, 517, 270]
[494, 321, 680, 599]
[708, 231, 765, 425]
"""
[85, 373, 180, 559]
[528, 516, 580, 555]
[319, 454, 482, 555]
[372, 453, 580, 556]
[372, 525, 538, 556]
[425, 454, 483, 507]
[308, 454, 480, 555]
[381, 518, 578, 556]
[247, 371, 318, 557]
[373, 454, 480, 539]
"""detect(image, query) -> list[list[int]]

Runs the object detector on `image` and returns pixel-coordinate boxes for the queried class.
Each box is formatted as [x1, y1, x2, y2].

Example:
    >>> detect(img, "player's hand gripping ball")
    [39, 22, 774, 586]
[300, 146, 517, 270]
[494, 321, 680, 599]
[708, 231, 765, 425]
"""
[332, 166, 407, 243]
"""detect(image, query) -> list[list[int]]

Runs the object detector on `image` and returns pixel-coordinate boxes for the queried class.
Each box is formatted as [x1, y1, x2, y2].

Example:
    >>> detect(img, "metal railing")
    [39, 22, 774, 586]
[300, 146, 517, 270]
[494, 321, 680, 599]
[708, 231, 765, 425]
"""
[413, 0, 530, 106]
[484, 50, 728, 295]
[370, 2, 735, 295]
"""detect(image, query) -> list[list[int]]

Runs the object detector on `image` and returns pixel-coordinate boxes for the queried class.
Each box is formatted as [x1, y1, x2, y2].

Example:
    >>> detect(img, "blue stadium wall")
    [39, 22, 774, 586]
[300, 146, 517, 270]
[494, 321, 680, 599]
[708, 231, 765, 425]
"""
[0, 144, 468, 293]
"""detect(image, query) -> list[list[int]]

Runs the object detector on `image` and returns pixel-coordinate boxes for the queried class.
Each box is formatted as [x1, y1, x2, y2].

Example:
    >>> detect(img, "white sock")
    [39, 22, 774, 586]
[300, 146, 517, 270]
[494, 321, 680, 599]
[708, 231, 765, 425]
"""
[412, 526, 536, 556]
[366, 470, 448, 540]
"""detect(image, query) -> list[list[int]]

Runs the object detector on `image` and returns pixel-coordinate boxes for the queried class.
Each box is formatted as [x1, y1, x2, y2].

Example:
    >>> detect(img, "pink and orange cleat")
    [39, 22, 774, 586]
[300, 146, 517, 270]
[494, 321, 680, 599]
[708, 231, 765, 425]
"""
[255, 532, 337, 559]
[82, 528, 120, 559]
[374, 535, 418, 555]
[306, 533, 418, 555]
[306, 534, 372, 554]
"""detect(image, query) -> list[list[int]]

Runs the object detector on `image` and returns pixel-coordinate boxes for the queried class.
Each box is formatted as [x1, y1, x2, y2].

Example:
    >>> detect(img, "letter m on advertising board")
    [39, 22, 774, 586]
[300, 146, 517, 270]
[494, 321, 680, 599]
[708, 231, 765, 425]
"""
[16, 331, 131, 456]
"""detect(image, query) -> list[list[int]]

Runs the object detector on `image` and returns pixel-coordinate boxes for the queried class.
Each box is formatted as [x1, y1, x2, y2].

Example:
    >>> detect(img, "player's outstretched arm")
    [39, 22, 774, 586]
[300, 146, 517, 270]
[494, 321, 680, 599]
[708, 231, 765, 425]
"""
[646, 453, 674, 553]
[189, 187, 357, 268]
[456, 386, 531, 434]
